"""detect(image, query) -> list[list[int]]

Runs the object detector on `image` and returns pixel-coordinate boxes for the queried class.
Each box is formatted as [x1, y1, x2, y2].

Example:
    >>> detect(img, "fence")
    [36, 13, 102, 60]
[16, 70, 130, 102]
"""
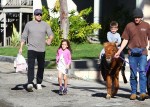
[5, 0, 33, 6]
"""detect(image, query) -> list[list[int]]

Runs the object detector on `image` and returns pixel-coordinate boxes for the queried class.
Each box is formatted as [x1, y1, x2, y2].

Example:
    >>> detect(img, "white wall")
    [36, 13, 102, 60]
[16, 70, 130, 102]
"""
[33, 0, 42, 12]
[142, 0, 150, 24]
[1, 0, 7, 7]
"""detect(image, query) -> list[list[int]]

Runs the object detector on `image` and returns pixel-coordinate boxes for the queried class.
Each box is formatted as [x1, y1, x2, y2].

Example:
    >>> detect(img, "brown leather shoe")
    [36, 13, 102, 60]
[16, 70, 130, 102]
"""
[145, 93, 149, 99]
[139, 93, 147, 101]
[130, 94, 137, 100]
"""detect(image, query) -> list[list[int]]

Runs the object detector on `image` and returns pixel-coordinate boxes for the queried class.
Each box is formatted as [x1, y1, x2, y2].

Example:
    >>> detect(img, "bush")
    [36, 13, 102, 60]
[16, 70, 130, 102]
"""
[42, 6, 62, 46]
[46, 18, 62, 46]
[42, 6, 101, 45]
[69, 7, 101, 43]
[11, 24, 20, 47]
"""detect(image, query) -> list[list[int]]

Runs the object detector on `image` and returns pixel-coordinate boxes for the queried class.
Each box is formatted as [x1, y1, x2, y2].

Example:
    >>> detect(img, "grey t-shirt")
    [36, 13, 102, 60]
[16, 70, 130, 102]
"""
[107, 31, 121, 46]
[21, 20, 54, 52]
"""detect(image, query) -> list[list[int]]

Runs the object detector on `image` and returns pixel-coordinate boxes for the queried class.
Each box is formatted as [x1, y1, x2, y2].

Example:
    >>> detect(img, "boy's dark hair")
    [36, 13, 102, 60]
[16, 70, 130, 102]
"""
[110, 21, 118, 27]
[58, 39, 72, 53]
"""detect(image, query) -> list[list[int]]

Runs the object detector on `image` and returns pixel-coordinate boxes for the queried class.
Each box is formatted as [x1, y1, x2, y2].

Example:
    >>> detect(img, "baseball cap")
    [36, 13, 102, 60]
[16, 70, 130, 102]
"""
[34, 9, 42, 15]
[133, 8, 143, 18]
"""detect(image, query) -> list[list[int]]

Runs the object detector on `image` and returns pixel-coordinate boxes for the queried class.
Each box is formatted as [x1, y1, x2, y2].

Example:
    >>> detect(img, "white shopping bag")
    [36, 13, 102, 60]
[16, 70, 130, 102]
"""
[14, 54, 28, 73]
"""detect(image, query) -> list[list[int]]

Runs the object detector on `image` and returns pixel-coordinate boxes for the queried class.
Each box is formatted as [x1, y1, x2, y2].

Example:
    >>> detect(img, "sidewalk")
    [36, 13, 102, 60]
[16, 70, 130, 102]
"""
[0, 61, 150, 107]
[0, 55, 131, 82]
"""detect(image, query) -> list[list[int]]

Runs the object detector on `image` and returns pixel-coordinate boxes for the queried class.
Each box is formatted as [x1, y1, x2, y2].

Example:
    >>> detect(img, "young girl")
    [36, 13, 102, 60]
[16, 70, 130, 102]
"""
[56, 39, 72, 95]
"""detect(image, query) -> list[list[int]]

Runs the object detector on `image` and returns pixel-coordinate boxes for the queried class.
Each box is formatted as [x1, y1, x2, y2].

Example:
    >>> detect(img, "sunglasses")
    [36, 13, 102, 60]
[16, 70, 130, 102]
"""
[35, 14, 42, 16]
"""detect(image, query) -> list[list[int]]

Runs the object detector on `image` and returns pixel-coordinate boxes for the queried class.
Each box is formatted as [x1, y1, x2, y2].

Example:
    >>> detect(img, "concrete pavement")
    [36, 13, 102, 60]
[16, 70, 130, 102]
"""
[0, 61, 150, 107]
[0, 55, 131, 82]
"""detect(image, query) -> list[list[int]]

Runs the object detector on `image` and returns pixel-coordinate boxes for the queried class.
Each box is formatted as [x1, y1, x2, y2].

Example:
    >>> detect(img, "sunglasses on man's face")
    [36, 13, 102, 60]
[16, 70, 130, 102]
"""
[35, 14, 42, 16]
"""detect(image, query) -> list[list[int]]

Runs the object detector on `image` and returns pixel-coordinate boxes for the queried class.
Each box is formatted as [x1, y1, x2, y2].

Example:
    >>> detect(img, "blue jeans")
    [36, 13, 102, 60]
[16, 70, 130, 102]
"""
[129, 55, 147, 94]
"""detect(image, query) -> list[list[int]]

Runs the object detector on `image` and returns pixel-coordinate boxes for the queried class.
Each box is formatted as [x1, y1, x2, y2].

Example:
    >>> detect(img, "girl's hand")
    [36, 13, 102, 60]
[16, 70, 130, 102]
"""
[19, 48, 22, 54]
[66, 65, 70, 69]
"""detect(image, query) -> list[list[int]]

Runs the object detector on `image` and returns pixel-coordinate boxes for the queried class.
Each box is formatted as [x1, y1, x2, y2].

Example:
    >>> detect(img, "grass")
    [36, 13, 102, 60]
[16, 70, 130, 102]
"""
[0, 43, 103, 60]
[0, 43, 103, 69]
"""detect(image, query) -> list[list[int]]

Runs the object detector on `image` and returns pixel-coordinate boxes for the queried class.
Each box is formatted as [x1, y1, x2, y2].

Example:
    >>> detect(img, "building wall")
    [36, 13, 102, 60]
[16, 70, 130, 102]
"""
[72, 0, 94, 23]
[1, 0, 7, 7]
[33, 0, 42, 11]
[101, 0, 136, 24]
[47, 0, 77, 18]
[140, 0, 150, 24]
[100, 0, 136, 41]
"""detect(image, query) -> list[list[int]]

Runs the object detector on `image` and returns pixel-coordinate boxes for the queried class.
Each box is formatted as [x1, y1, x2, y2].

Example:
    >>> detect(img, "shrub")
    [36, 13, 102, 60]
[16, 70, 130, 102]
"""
[68, 8, 101, 43]
[46, 18, 62, 46]
[42, 6, 101, 45]
[42, 6, 62, 46]
[11, 24, 20, 47]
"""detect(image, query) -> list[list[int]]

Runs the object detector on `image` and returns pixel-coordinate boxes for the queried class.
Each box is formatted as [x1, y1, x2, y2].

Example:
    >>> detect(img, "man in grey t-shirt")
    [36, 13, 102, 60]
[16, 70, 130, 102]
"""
[19, 9, 54, 92]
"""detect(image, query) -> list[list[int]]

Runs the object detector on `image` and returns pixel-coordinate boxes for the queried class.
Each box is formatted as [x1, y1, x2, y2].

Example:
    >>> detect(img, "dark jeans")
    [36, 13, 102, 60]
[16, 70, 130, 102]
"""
[27, 50, 45, 84]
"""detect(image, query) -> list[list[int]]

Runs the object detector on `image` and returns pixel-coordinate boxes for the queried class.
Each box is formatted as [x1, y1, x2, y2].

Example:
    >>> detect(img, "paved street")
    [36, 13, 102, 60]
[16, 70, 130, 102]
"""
[0, 61, 150, 107]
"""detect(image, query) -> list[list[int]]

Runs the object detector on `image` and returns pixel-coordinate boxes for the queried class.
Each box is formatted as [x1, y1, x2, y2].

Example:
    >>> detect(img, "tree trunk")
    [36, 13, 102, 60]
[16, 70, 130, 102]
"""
[59, 0, 69, 39]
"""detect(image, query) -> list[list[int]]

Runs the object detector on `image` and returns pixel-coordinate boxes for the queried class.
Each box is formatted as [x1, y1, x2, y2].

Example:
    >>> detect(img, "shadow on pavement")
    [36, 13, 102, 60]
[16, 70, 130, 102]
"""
[0, 71, 16, 74]
[119, 87, 131, 93]
[116, 93, 131, 99]
[70, 86, 105, 91]
[52, 83, 59, 86]
[52, 90, 59, 94]
[70, 84, 131, 99]
[11, 84, 27, 90]
[11, 83, 46, 92]
[70, 86, 106, 94]
[92, 93, 106, 98]
[92, 93, 131, 99]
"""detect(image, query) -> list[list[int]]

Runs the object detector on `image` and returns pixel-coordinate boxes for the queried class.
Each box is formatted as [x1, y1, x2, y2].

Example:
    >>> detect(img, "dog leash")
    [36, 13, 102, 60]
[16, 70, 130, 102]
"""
[119, 56, 130, 66]
[119, 56, 140, 80]
[119, 56, 139, 71]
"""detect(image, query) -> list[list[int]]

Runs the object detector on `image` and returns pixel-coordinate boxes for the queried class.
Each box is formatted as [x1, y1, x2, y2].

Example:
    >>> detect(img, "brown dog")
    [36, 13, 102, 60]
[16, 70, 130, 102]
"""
[100, 42, 127, 99]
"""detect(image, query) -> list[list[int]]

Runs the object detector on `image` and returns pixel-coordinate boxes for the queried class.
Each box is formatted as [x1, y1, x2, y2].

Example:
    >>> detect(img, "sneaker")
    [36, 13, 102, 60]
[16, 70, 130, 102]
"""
[130, 94, 137, 100]
[63, 88, 67, 95]
[36, 84, 42, 90]
[59, 86, 64, 95]
[139, 93, 147, 101]
[27, 84, 33, 92]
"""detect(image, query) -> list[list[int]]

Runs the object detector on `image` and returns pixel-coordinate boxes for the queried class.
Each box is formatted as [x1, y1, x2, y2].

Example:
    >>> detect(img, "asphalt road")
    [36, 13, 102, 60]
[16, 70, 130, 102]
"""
[0, 61, 150, 107]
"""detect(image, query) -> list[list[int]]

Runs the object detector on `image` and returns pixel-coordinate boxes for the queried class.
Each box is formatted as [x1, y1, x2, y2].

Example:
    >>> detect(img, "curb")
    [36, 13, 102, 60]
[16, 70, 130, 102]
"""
[0, 55, 16, 63]
[0, 55, 131, 82]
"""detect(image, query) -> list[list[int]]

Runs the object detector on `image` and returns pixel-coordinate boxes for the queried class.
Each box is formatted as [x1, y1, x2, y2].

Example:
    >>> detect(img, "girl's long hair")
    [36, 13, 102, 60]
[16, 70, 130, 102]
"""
[57, 39, 72, 53]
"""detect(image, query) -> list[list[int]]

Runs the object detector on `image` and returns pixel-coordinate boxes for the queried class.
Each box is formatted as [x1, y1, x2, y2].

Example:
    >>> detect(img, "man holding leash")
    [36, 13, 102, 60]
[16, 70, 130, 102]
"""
[114, 8, 150, 100]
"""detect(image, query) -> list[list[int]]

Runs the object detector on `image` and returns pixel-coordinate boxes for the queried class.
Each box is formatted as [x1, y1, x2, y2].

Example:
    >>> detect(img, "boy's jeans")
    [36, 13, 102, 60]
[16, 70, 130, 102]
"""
[129, 55, 147, 94]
